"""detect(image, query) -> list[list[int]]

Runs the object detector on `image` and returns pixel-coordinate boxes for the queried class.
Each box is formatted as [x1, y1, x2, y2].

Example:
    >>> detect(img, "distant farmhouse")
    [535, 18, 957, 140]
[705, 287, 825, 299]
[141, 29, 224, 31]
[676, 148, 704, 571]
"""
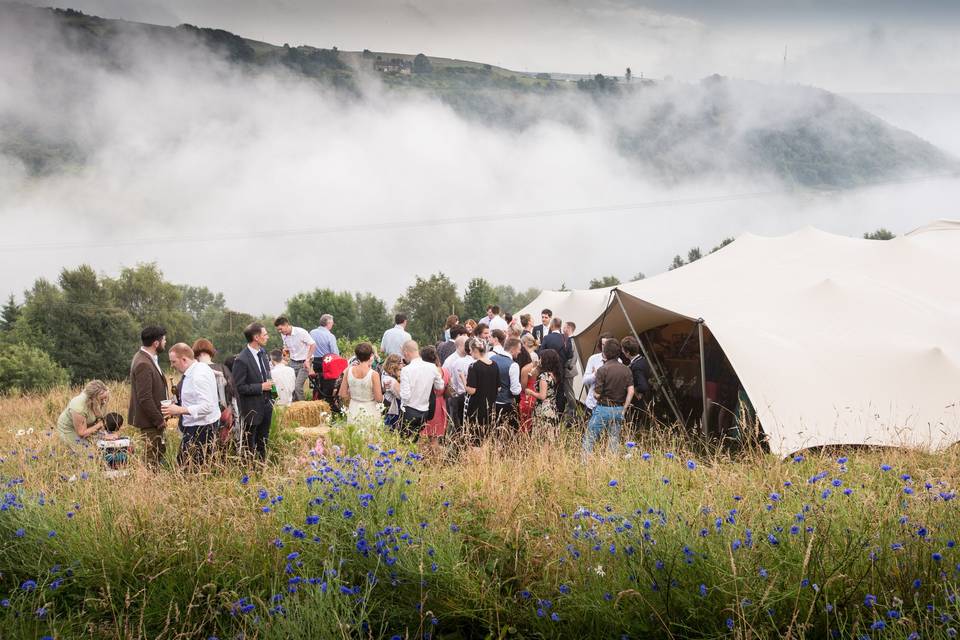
[374, 56, 413, 75]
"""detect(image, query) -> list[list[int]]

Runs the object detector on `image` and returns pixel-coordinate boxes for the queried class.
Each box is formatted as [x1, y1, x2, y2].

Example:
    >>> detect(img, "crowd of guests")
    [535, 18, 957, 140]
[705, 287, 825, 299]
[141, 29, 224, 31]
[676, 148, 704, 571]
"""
[55, 304, 653, 471]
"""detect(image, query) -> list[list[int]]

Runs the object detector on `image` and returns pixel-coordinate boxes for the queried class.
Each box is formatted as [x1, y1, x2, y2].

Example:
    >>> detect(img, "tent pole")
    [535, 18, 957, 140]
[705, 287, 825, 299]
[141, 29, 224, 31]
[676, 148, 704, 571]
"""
[578, 289, 616, 403]
[613, 290, 685, 428]
[698, 319, 708, 438]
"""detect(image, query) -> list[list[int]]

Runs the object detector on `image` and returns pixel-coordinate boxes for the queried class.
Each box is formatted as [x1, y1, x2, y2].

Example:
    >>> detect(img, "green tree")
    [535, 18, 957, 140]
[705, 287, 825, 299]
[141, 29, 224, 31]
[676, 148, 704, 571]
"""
[463, 277, 495, 321]
[0, 342, 69, 393]
[104, 263, 193, 342]
[18, 266, 139, 383]
[395, 273, 462, 345]
[285, 289, 360, 338]
[0, 295, 20, 332]
[588, 275, 621, 289]
[508, 287, 541, 312]
[194, 307, 256, 360]
[355, 293, 391, 339]
[178, 285, 226, 323]
[687, 247, 703, 263]
[864, 228, 895, 240]
[631, 272, 646, 281]
[669, 255, 686, 271]
[413, 53, 433, 74]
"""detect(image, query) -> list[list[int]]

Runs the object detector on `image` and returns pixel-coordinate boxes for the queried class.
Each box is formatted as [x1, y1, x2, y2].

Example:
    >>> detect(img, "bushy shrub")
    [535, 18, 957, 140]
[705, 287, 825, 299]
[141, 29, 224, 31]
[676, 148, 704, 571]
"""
[0, 342, 69, 393]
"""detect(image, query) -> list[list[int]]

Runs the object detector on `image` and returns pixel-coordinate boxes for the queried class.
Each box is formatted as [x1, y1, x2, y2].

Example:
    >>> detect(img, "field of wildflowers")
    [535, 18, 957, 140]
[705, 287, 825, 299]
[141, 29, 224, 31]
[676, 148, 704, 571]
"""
[1, 384, 959, 639]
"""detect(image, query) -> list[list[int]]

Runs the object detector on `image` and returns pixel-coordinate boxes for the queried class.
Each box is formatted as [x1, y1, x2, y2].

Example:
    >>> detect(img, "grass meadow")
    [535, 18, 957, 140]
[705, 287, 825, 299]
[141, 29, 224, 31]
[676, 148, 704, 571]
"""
[1, 383, 959, 639]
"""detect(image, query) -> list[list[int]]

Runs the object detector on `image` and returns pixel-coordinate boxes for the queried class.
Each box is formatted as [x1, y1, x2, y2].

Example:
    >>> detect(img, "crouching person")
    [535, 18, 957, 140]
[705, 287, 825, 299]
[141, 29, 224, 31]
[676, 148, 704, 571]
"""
[98, 413, 133, 477]
[583, 338, 634, 457]
[163, 343, 220, 469]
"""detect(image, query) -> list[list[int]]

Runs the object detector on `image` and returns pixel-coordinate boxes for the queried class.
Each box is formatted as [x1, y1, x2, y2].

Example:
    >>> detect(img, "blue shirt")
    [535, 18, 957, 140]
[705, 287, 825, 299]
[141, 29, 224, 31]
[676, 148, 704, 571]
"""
[310, 326, 339, 357]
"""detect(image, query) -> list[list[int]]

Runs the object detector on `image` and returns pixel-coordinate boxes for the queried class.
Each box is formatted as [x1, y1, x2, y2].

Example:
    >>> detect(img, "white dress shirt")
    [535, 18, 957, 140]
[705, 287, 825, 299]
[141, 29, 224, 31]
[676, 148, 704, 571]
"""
[270, 363, 296, 406]
[179, 361, 221, 427]
[283, 326, 316, 362]
[490, 345, 521, 396]
[399, 357, 444, 412]
[488, 316, 508, 333]
[581, 352, 605, 410]
[380, 325, 412, 356]
[443, 352, 471, 395]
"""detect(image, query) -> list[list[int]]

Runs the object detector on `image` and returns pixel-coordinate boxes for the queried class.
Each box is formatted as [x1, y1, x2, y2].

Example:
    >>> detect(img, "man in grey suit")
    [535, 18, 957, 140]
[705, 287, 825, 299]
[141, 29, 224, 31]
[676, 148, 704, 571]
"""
[230, 322, 274, 460]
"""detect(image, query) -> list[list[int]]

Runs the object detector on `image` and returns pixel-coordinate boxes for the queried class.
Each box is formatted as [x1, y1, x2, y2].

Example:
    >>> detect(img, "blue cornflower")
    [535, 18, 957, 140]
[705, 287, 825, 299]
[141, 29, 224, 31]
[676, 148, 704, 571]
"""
[767, 533, 779, 546]
[699, 584, 707, 597]
[726, 618, 734, 630]
[21, 579, 37, 590]
[14, 528, 24, 538]
[913, 579, 922, 589]
[870, 620, 886, 630]
[286, 552, 299, 561]
[790, 526, 800, 535]
[241, 474, 249, 484]
[625, 441, 636, 448]
[793, 455, 804, 463]
[551, 612, 560, 622]
[770, 493, 781, 502]
[887, 610, 900, 619]
[880, 464, 892, 472]
[258, 488, 268, 500]
[306, 515, 319, 525]
[48, 530, 56, 538]
[686, 460, 697, 470]
[519, 590, 531, 599]
[864, 594, 877, 608]
[904, 487, 915, 495]
[837, 457, 848, 464]
[641, 452, 651, 461]
[759, 568, 768, 578]
[608, 479, 619, 487]
[665, 452, 675, 459]
[559, 584, 571, 594]
[933, 552, 943, 562]
[342, 509, 353, 519]
[450, 524, 460, 532]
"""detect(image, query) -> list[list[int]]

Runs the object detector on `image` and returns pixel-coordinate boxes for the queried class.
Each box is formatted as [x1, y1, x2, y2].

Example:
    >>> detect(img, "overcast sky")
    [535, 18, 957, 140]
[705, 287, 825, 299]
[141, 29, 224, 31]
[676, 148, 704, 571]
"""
[21, 0, 960, 93]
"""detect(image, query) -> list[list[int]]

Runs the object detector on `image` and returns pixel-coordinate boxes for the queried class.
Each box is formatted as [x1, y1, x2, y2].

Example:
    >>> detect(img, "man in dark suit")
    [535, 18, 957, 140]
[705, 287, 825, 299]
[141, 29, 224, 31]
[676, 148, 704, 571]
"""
[128, 325, 169, 467]
[621, 336, 652, 425]
[532, 308, 552, 344]
[231, 322, 274, 460]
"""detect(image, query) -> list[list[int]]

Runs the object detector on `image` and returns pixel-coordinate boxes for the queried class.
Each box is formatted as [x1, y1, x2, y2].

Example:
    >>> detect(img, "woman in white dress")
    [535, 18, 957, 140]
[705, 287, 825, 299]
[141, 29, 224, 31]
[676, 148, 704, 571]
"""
[339, 342, 384, 425]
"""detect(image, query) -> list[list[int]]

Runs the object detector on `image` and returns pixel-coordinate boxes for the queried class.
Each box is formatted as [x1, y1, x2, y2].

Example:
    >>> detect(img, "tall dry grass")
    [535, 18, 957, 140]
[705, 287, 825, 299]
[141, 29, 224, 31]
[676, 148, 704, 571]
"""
[1, 384, 959, 639]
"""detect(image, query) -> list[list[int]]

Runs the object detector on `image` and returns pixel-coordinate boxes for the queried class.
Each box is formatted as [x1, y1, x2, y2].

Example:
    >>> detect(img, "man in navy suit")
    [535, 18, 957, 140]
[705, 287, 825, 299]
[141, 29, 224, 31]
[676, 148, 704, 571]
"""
[532, 308, 552, 344]
[231, 322, 274, 460]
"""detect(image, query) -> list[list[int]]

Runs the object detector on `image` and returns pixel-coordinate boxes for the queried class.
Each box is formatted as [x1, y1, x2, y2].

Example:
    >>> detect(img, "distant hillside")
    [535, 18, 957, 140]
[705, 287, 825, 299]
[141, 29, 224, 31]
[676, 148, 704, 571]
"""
[0, 3, 955, 187]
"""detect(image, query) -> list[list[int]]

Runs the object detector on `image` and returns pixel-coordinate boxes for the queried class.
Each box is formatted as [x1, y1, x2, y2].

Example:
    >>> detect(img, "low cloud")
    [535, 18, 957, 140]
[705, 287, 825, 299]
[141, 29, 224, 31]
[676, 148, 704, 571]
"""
[1, 6, 959, 315]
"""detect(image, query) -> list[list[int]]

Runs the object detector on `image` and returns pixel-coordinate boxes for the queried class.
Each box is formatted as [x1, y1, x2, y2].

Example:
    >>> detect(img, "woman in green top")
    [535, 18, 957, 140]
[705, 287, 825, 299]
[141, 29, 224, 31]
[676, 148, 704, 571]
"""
[56, 380, 112, 446]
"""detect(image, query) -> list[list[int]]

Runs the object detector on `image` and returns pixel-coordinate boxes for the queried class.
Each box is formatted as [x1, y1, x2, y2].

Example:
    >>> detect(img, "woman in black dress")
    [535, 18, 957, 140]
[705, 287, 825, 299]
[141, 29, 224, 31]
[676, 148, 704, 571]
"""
[464, 337, 499, 444]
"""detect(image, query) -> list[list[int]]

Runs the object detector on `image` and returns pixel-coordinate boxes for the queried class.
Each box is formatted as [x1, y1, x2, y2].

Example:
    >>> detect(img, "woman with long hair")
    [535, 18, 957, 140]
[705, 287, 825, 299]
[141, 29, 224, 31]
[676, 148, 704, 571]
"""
[340, 342, 384, 426]
[420, 345, 450, 442]
[381, 354, 404, 428]
[56, 380, 113, 446]
[518, 334, 540, 432]
[525, 348, 561, 424]
[464, 319, 478, 338]
[442, 315, 459, 342]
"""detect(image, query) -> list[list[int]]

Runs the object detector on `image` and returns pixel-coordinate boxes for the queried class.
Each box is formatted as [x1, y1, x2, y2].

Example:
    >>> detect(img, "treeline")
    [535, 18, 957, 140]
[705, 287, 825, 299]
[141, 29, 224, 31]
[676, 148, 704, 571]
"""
[0, 264, 539, 393]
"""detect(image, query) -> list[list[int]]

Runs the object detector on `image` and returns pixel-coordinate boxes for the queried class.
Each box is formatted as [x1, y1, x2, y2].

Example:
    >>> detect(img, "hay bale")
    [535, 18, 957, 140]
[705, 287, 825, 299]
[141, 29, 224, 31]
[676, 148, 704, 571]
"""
[282, 400, 331, 428]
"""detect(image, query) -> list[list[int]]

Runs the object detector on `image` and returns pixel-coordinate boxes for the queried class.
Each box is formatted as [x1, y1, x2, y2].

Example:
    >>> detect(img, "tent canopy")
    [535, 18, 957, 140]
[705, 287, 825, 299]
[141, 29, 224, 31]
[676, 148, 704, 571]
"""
[518, 220, 960, 455]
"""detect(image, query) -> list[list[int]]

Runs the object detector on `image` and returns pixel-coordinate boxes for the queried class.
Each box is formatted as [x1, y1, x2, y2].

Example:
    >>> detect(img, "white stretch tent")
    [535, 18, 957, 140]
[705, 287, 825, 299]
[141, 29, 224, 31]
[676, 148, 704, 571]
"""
[518, 221, 960, 455]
